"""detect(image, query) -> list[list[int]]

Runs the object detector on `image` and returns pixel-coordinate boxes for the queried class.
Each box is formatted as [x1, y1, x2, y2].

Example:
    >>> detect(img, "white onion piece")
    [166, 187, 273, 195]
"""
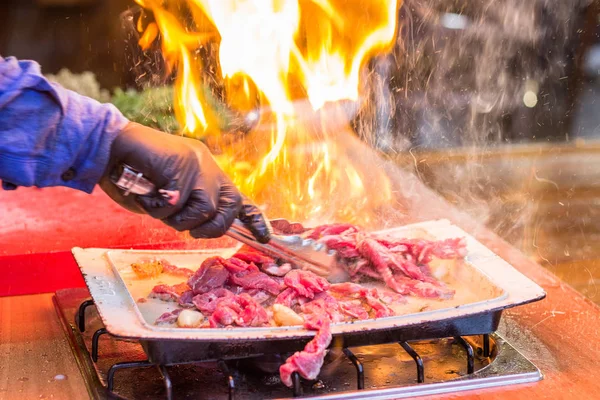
[272, 304, 304, 326]
[177, 309, 205, 328]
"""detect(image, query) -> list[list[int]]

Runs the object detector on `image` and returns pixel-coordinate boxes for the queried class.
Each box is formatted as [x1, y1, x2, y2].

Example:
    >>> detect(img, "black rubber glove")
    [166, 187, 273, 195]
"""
[99, 122, 271, 242]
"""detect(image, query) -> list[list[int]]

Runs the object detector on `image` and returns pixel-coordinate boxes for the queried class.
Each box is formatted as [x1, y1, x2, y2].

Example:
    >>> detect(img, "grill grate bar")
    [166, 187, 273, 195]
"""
[75, 299, 94, 333]
[483, 334, 491, 357]
[343, 347, 365, 389]
[399, 341, 425, 383]
[107, 360, 154, 391]
[91, 328, 108, 362]
[218, 360, 236, 400]
[157, 365, 173, 400]
[454, 336, 475, 374]
[292, 372, 302, 397]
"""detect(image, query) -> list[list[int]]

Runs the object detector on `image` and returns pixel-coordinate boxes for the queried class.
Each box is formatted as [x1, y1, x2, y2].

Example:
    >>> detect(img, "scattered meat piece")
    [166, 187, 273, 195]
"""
[429, 238, 468, 259]
[357, 239, 406, 293]
[235, 293, 270, 327]
[229, 270, 281, 295]
[339, 300, 369, 319]
[329, 283, 399, 317]
[188, 257, 230, 295]
[284, 270, 330, 299]
[317, 235, 360, 258]
[363, 289, 395, 318]
[359, 238, 431, 285]
[193, 288, 235, 314]
[275, 287, 300, 308]
[279, 316, 332, 387]
[329, 282, 366, 295]
[246, 289, 272, 304]
[381, 237, 467, 263]
[221, 257, 259, 273]
[233, 250, 277, 268]
[160, 259, 194, 278]
[149, 283, 191, 302]
[209, 300, 241, 327]
[395, 276, 455, 299]
[262, 263, 293, 277]
[307, 223, 359, 240]
[155, 309, 182, 325]
[209, 293, 269, 327]
[301, 293, 345, 323]
[137, 298, 147, 304]
[131, 260, 163, 279]
[178, 290, 195, 308]
[280, 349, 327, 387]
[356, 264, 382, 279]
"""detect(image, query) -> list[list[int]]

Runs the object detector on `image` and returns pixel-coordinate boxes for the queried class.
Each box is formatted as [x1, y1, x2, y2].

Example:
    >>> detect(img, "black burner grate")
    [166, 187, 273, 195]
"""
[75, 299, 495, 400]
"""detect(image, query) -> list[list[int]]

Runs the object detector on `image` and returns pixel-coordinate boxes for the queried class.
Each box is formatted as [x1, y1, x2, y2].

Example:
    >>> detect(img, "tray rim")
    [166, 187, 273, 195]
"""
[72, 219, 546, 341]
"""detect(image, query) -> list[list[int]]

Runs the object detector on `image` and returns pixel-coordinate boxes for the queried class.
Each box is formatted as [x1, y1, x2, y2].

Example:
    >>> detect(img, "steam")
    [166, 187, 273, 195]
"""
[354, 0, 592, 240]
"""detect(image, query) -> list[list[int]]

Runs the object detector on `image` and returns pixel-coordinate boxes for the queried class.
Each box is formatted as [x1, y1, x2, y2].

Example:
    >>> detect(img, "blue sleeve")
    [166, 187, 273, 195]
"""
[0, 56, 129, 193]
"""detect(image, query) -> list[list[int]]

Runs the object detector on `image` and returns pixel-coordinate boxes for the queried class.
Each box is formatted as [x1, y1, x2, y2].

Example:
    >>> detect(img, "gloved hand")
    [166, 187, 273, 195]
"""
[99, 122, 271, 243]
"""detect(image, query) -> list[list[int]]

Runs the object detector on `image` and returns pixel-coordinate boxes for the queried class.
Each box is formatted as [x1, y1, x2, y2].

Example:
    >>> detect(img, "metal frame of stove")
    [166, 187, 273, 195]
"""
[75, 299, 542, 400]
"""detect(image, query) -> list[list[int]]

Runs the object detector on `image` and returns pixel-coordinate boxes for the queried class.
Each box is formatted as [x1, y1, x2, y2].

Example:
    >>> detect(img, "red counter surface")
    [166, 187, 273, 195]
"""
[0, 186, 188, 296]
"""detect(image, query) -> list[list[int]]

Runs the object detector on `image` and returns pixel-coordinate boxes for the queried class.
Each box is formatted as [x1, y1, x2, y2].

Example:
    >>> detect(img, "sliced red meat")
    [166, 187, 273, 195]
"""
[235, 293, 270, 327]
[301, 293, 345, 323]
[221, 257, 259, 273]
[178, 290, 195, 307]
[246, 289, 272, 304]
[279, 316, 331, 387]
[329, 283, 400, 318]
[209, 293, 269, 327]
[317, 235, 360, 258]
[188, 257, 230, 295]
[155, 309, 182, 325]
[395, 276, 455, 299]
[275, 287, 299, 308]
[329, 282, 365, 295]
[284, 270, 330, 299]
[381, 237, 467, 264]
[193, 288, 235, 314]
[363, 289, 395, 318]
[338, 300, 369, 319]
[429, 238, 468, 259]
[229, 269, 281, 295]
[306, 223, 359, 240]
[233, 250, 277, 268]
[209, 301, 241, 327]
[358, 238, 432, 293]
[149, 283, 191, 302]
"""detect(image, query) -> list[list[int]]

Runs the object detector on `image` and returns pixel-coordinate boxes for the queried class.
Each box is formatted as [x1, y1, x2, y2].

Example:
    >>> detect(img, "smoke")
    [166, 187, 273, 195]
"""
[353, 0, 593, 242]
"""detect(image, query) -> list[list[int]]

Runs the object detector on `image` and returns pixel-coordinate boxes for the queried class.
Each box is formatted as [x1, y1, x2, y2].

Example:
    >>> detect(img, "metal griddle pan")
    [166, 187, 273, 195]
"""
[72, 219, 545, 365]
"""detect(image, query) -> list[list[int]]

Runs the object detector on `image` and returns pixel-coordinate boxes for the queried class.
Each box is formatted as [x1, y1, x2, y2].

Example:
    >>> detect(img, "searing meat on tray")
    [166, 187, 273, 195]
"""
[139, 223, 467, 386]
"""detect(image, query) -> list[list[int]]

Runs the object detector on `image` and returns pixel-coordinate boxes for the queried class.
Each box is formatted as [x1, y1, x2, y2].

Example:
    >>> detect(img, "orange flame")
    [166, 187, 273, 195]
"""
[135, 0, 401, 226]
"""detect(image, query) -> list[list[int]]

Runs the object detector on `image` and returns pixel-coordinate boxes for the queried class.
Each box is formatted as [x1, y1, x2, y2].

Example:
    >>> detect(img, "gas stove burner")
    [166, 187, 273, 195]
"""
[236, 354, 289, 375]
[54, 291, 542, 400]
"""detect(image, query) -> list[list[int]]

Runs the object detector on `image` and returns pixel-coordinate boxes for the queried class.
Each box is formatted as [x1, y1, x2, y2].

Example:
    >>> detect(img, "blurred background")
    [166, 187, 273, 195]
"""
[2, 0, 600, 301]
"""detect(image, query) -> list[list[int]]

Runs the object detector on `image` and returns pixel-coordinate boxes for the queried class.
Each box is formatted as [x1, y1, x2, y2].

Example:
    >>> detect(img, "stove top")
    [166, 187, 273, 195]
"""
[53, 289, 541, 400]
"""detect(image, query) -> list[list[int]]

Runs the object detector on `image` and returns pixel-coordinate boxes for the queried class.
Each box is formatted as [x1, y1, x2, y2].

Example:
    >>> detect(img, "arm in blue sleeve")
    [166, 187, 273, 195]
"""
[0, 56, 129, 193]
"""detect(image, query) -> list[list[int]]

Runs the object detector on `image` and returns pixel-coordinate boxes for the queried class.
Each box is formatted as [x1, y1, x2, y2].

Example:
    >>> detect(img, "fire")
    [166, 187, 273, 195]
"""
[135, 0, 401, 226]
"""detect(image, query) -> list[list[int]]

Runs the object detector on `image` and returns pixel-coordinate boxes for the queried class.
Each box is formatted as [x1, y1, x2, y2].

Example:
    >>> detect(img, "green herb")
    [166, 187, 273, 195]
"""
[111, 86, 179, 133]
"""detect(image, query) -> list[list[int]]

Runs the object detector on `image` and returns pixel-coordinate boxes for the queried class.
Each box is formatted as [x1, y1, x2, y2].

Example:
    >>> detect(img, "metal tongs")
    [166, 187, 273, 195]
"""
[227, 219, 336, 276]
[110, 164, 337, 276]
